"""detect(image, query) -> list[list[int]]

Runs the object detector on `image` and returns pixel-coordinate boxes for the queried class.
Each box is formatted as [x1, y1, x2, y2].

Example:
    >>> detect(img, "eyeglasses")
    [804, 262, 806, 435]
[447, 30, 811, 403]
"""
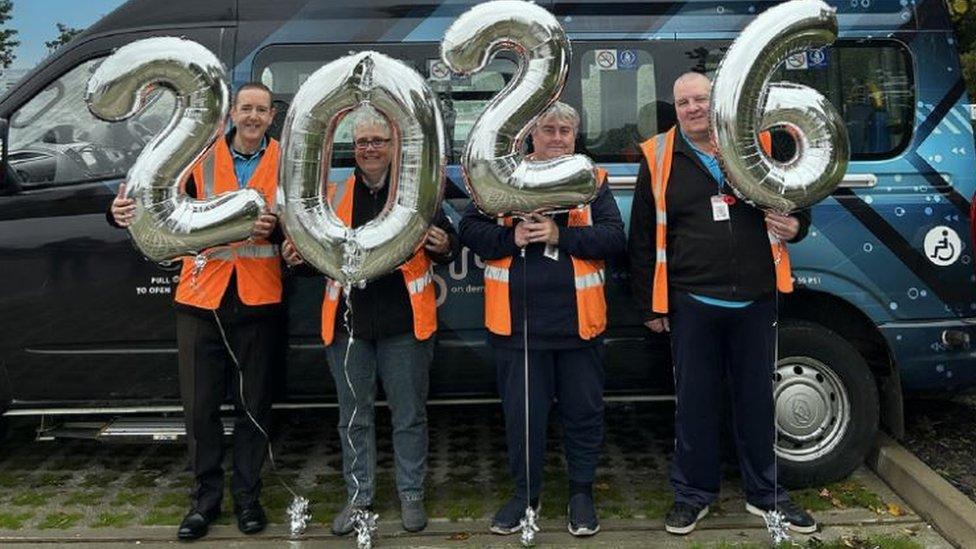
[354, 138, 391, 150]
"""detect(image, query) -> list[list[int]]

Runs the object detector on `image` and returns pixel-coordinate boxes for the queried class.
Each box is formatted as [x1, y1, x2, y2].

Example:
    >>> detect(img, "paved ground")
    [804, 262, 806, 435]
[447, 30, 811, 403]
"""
[0, 403, 948, 547]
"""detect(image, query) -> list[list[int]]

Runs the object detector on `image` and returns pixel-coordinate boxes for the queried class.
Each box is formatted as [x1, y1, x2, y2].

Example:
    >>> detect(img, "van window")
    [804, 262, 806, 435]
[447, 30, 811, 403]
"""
[578, 47, 657, 163]
[7, 58, 175, 187]
[769, 43, 914, 159]
[255, 44, 519, 166]
[682, 40, 913, 160]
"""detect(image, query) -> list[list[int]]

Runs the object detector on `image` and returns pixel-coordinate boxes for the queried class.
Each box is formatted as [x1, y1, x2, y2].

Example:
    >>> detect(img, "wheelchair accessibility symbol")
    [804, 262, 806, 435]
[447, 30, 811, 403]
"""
[923, 225, 962, 267]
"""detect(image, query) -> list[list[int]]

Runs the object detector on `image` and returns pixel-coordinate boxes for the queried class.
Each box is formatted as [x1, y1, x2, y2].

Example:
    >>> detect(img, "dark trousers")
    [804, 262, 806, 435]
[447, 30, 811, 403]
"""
[668, 291, 788, 508]
[494, 346, 605, 501]
[176, 310, 277, 513]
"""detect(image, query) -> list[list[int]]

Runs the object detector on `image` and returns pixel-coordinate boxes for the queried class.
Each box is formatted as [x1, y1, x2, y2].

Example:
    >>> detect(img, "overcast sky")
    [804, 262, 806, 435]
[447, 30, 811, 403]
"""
[7, 0, 127, 70]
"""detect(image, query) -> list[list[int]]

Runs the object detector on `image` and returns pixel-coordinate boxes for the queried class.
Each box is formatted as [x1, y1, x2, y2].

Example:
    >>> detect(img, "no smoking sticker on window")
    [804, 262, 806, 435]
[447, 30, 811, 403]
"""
[924, 225, 962, 266]
[594, 49, 617, 70]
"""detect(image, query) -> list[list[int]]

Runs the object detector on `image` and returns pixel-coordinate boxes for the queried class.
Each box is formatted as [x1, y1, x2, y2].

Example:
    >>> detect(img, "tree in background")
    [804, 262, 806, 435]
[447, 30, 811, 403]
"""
[0, 0, 19, 71]
[949, 0, 976, 99]
[44, 23, 82, 54]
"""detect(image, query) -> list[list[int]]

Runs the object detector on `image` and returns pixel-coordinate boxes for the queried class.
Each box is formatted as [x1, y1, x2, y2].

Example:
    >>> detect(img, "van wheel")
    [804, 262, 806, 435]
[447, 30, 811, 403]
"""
[775, 320, 879, 488]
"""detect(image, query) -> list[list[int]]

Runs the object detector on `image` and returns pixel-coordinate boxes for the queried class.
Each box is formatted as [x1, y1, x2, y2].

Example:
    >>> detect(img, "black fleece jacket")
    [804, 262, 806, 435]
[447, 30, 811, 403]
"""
[627, 130, 811, 321]
[296, 169, 460, 341]
[459, 183, 626, 349]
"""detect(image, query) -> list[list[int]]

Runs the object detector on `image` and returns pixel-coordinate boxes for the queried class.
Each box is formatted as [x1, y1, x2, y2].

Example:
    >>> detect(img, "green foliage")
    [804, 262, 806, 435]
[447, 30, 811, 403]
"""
[0, 0, 19, 70]
[44, 23, 82, 54]
[951, 0, 976, 99]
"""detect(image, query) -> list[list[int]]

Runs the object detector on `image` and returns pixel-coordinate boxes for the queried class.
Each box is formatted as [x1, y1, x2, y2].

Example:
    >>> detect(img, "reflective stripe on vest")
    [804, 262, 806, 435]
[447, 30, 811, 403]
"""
[174, 137, 283, 310]
[483, 167, 609, 340]
[637, 129, 793, 315]
[208, 243, 281, 261]
[319, 174, 438, 345]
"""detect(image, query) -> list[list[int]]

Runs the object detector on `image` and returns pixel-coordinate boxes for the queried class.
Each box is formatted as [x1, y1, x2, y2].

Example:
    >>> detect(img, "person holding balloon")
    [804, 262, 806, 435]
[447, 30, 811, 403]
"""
[628, 72, 817, 536]
[108, 82, 281, 540]
[283, 105, 458, 536]
[459, 102, 626, 538]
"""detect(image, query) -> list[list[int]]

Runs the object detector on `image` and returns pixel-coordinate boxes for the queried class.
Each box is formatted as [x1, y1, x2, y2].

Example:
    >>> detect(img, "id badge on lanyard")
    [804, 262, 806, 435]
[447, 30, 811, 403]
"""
[711, 194, 734, 222]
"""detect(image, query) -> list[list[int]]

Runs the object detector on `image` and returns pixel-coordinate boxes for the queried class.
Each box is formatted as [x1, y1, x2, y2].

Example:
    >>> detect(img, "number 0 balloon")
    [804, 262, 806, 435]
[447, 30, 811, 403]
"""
[711, 0, 850, 213]
[86, 37, 266, 263]
[279, 51, 446, 286]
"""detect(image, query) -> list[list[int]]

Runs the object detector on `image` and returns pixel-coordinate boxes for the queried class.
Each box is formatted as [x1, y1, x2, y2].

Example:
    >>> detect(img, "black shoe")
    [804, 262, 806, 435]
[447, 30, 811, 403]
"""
[567, 492, 600, 536]
[746, 500, 818, 534]
[664, 502, 709, 535]
[235, 502, 267, 535]
[177, 507, 219, 541]
[490, 497, 540, 535]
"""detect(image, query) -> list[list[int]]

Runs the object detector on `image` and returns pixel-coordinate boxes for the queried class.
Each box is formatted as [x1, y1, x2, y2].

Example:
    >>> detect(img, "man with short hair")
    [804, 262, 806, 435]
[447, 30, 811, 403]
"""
[283, 105, 458, 535]
[110, 82, 281, 540]
[459, 102, 626, 537]
[628, 72, 816, 535]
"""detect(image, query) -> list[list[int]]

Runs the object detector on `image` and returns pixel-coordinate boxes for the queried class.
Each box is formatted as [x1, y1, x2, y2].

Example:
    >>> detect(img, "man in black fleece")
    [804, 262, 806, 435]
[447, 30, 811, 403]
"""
[628, 72, 816, 535]
[459, 102, 626, 537]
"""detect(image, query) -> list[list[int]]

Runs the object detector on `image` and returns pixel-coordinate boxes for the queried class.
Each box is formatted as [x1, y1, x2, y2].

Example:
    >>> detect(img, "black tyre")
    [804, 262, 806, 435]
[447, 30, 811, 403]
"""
[775, 320, 880, 488]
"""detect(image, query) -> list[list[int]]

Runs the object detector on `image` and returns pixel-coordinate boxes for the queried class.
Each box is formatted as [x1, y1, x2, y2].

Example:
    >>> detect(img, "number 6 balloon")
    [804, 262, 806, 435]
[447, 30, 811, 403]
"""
[278, 51, 446, 286]
[86, 37, 266, 263]
[442, 0, 598, 216]
[711, 0, 850, 213]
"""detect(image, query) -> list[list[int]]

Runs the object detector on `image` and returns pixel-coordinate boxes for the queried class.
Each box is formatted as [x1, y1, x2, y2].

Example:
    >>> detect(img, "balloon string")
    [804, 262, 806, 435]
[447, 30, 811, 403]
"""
[340, 286, 364, 505]
[519, 245, 538, 547]
[522, 245, 530, 504]
[210, 310, 300, 499]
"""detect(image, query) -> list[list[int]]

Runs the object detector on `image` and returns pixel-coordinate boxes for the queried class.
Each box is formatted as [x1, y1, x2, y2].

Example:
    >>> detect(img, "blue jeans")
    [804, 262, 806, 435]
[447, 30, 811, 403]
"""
[326, 333, 432, 505]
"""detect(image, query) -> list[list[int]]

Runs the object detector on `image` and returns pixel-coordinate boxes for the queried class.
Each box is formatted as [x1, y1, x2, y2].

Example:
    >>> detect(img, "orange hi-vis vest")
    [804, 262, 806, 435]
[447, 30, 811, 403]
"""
[175, 137, 283, 310]
[319, 174, 438, 345]
[482, 168, 610, 340]
[639, 128, 793, 315]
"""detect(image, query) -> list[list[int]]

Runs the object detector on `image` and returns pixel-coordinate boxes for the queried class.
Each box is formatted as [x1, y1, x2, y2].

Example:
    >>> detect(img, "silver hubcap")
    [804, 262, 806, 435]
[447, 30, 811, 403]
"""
[774, 356, 850, 462]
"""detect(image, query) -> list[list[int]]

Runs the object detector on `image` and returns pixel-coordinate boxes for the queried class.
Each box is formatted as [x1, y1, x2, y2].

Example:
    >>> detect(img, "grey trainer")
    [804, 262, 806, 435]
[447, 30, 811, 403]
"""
[401, 499, 427, 532]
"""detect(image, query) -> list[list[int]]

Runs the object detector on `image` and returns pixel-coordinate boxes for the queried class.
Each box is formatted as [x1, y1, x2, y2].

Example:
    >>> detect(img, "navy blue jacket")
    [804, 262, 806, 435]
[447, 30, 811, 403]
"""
[459, 183, 626, 349]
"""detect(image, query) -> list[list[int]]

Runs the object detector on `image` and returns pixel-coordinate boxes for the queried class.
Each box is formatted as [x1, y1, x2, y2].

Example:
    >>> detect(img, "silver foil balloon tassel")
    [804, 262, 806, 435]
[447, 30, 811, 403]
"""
[191, 252, 208, 287]
[519, 505, 539, 547]
[287, 495, 311, 538]
[353, 508, 379, 549]
[763, 509, 791, 544]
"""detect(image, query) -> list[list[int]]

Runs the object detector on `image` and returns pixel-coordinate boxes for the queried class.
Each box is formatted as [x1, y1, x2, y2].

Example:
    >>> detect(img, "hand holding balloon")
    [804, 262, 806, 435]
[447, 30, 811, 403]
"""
[524, 213, 559, 245]
[765, 212, 800, 242]
[251, 212, 277, 240]
[111, 182, 136, 227]
[424, 226, 451, 256]
[281, 238, 304, 267]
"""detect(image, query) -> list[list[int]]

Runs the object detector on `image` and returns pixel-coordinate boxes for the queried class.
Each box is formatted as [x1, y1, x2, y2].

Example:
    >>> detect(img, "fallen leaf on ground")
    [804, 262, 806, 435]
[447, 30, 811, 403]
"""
[887, 502, 905, 516]
[448, 532, 470, 541]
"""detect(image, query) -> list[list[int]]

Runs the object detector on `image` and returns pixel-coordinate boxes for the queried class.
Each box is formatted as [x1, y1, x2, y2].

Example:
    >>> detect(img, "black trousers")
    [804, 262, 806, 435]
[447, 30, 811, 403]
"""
[668, 291, 788, 508]
[494, 346, 605, 501]
[176, 309, 278, 512]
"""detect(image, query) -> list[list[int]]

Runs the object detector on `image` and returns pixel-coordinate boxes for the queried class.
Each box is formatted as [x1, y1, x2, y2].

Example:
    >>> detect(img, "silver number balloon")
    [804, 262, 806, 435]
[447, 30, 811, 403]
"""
[441, 0, 597, 216]
[279, 52, 446, 286]
[86, 37, 265, 263]
[711, 0, 850, 213]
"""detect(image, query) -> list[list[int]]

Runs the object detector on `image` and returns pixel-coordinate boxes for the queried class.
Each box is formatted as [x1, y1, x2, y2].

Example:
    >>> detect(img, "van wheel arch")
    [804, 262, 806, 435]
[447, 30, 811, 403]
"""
[780, 289, 900, 436]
